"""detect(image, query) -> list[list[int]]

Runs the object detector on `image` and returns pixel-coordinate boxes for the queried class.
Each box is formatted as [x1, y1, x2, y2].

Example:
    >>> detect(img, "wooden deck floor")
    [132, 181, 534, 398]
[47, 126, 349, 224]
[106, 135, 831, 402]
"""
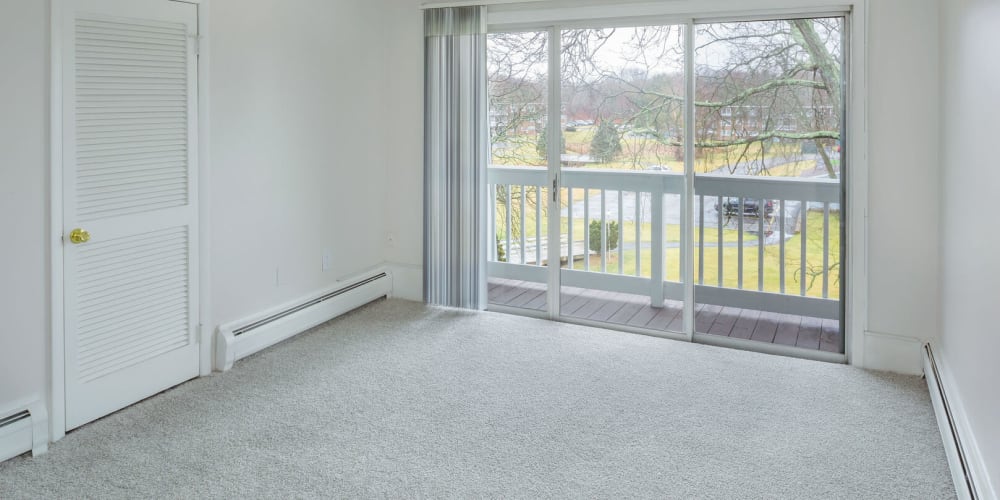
[488, 278, 842, 353]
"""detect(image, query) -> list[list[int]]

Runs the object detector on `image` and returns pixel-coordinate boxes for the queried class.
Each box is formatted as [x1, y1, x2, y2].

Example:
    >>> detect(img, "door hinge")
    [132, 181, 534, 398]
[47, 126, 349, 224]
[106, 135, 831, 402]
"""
[552, 176, 558, 202]
[191, 36, 200, 56]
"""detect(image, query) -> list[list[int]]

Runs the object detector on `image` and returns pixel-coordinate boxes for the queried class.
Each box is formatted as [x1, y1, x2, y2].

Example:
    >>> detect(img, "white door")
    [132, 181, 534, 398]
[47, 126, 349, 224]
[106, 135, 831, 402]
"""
[61, 0, 200, 430]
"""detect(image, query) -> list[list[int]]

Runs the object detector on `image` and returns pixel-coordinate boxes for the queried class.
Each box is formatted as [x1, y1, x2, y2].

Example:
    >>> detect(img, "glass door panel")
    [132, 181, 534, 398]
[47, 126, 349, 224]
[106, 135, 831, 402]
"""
[692, 18, 846, 353]
[486, 31, 551, 312]
[557, 26, 688, 333]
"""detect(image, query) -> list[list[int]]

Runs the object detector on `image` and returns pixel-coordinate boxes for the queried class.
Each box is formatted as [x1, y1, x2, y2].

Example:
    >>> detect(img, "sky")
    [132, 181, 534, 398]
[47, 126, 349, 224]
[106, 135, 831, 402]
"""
[489, 18, 843, 84]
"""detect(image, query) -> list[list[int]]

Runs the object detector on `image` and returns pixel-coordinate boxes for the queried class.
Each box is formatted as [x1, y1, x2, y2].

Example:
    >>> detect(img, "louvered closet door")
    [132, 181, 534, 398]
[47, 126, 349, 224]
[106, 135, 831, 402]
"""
[62, 0, 199, 430]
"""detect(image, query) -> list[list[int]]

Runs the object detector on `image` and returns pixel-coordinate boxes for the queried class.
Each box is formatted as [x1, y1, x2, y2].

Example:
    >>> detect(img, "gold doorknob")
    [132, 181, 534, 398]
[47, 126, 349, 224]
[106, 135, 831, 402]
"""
[69, 228, 91, 244]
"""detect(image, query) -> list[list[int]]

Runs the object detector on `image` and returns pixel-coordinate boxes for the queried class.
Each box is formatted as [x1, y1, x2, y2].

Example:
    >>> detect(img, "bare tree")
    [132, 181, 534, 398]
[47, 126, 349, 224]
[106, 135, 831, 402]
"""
[487, 18, 845, 246]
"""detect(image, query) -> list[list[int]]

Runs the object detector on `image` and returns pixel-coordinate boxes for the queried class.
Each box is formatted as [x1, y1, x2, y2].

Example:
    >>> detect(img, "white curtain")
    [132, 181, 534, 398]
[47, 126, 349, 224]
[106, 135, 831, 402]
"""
[424, 6, 488, 309]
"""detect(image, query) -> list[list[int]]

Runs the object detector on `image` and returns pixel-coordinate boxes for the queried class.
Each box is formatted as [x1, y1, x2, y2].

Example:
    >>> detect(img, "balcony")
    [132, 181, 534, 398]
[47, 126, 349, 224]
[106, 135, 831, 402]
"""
[487, 166, 842, 354]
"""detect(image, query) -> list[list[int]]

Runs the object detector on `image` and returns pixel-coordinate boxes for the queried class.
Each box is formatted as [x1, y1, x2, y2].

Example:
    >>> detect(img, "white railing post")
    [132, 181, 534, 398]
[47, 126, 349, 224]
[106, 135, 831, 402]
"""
[758, 197, 765, 292]
[489, 183, 497, 261]
[505, 185, 512, 264]
[801, 200, 808, 296]
[520, 185, 527, 264]
[737, 197, 745, 290]
[617, 190, 624, 275]
[600, 189, 607, 273]
[650, 188, 665, 308]
[823, 202, 831, 299]
[698, 194, 705, 284]
[583, 188, 590, 272]
[567, 187, 573, 267]
[717, 195, 724, 287]
[535, 185, 542, 266]
[635, 191, 641, 276]
[779, 199, 787, 294]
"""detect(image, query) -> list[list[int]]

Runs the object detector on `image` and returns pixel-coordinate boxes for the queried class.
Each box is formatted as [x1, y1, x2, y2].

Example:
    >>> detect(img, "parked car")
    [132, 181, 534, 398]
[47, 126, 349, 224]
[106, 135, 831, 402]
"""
[715, 197, 775, 218]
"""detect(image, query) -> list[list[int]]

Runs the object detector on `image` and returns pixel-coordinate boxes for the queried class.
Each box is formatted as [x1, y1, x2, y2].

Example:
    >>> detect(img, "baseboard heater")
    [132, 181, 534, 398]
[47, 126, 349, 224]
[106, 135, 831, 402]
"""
[215, 268, 393, 371]
[923, 344, 985, 500]
[0, 403, 48, 463]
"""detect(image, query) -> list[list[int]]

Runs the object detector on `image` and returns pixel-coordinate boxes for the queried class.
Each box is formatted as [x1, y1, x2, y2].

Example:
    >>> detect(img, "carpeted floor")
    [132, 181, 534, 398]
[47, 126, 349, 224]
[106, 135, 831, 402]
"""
[0, 299, 954, 498]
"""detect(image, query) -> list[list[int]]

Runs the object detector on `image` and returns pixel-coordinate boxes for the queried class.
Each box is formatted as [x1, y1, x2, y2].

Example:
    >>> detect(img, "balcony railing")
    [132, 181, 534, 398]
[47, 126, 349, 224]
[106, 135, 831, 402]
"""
[487, 166, 841, 321]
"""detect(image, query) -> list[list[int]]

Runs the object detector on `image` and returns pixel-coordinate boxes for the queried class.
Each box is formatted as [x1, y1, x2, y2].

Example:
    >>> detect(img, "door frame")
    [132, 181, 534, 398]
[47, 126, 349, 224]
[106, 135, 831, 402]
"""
[489, 0, 868, 366]
[48, 0, 212, 442]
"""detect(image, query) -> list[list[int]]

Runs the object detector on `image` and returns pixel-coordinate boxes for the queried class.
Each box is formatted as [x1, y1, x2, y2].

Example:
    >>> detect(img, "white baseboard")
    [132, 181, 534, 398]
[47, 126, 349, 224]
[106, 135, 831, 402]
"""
[862, 330, 924, 375]
[0, 400, 48, 463]
[924, 344, 997, 500]
[386, 261, 422, 301]
[215, 267, 393, 372]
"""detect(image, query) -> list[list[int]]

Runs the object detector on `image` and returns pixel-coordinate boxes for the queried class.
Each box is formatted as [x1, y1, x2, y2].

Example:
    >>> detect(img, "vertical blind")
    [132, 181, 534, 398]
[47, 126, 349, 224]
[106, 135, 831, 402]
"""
[424, 6, 489, 309]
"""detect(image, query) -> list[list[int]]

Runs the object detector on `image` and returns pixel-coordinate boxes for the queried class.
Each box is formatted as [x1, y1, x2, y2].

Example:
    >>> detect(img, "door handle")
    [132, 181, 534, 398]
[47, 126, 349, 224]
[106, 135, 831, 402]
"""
[69, 228, 91, 245]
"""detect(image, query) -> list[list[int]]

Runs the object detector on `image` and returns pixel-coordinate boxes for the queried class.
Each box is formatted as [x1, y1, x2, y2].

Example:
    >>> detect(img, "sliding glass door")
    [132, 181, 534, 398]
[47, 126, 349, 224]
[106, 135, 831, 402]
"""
[555, 26, 689, 334]
[485, 31, 551, 312]
[692, 18, 845, 353]
[486, 14, 846, 358]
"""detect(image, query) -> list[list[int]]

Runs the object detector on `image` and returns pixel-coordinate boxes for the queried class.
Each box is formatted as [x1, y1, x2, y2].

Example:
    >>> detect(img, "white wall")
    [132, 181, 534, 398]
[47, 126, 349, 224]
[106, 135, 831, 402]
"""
[0, 1, 49, 419]
[382, 0, 426, 300]
[380, 0, 944, 373]
[208, 0, 389, 325]
[862, 0, 941, 373]
[938, 0, 1000, 494]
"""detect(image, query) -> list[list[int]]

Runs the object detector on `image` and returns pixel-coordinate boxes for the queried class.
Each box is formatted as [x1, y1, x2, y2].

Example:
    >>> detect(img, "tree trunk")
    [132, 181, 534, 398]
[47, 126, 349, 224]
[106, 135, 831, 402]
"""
[815, 139, 838, 179]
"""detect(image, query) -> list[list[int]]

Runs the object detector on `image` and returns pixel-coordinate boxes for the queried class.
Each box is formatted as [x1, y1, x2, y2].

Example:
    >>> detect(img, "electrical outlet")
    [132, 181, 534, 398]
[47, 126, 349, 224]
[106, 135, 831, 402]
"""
[322, 248, 332, 271]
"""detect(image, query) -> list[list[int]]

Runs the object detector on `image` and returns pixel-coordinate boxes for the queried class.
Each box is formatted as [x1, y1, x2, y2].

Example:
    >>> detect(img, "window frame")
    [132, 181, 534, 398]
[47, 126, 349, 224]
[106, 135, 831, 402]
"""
[484, 0, 868, 366]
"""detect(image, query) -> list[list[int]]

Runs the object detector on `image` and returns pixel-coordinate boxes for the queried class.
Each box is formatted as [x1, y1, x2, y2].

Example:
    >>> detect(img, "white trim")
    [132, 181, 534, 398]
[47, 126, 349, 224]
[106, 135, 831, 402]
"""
[28, 400, 48, 457]
[860, 330, 923, 375]
[386, 262, 424, 301]
[196, 0, 212, 377]
[545, 25, 561, 320]
[48, 0, 211, 441]
[925, 344, 998, 500]
[681, 20, 695, 339]
[487, 0, 852, 29]
[844, 2, 868, 369]
[421, 0, 545, 10]
[49, 0, 67, 445]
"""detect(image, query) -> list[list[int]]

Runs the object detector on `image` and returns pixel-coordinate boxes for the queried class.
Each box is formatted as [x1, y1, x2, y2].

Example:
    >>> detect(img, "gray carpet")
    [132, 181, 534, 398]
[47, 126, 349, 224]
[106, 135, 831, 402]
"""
[0, 299, 954, 498]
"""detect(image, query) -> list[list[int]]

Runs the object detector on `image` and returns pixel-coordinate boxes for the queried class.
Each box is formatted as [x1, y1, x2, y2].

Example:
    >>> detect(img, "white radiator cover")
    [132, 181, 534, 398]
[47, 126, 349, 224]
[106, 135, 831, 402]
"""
[0, 401, 48, 463]
[215, 268, 393, 371]
[924, 344, 996, 500]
